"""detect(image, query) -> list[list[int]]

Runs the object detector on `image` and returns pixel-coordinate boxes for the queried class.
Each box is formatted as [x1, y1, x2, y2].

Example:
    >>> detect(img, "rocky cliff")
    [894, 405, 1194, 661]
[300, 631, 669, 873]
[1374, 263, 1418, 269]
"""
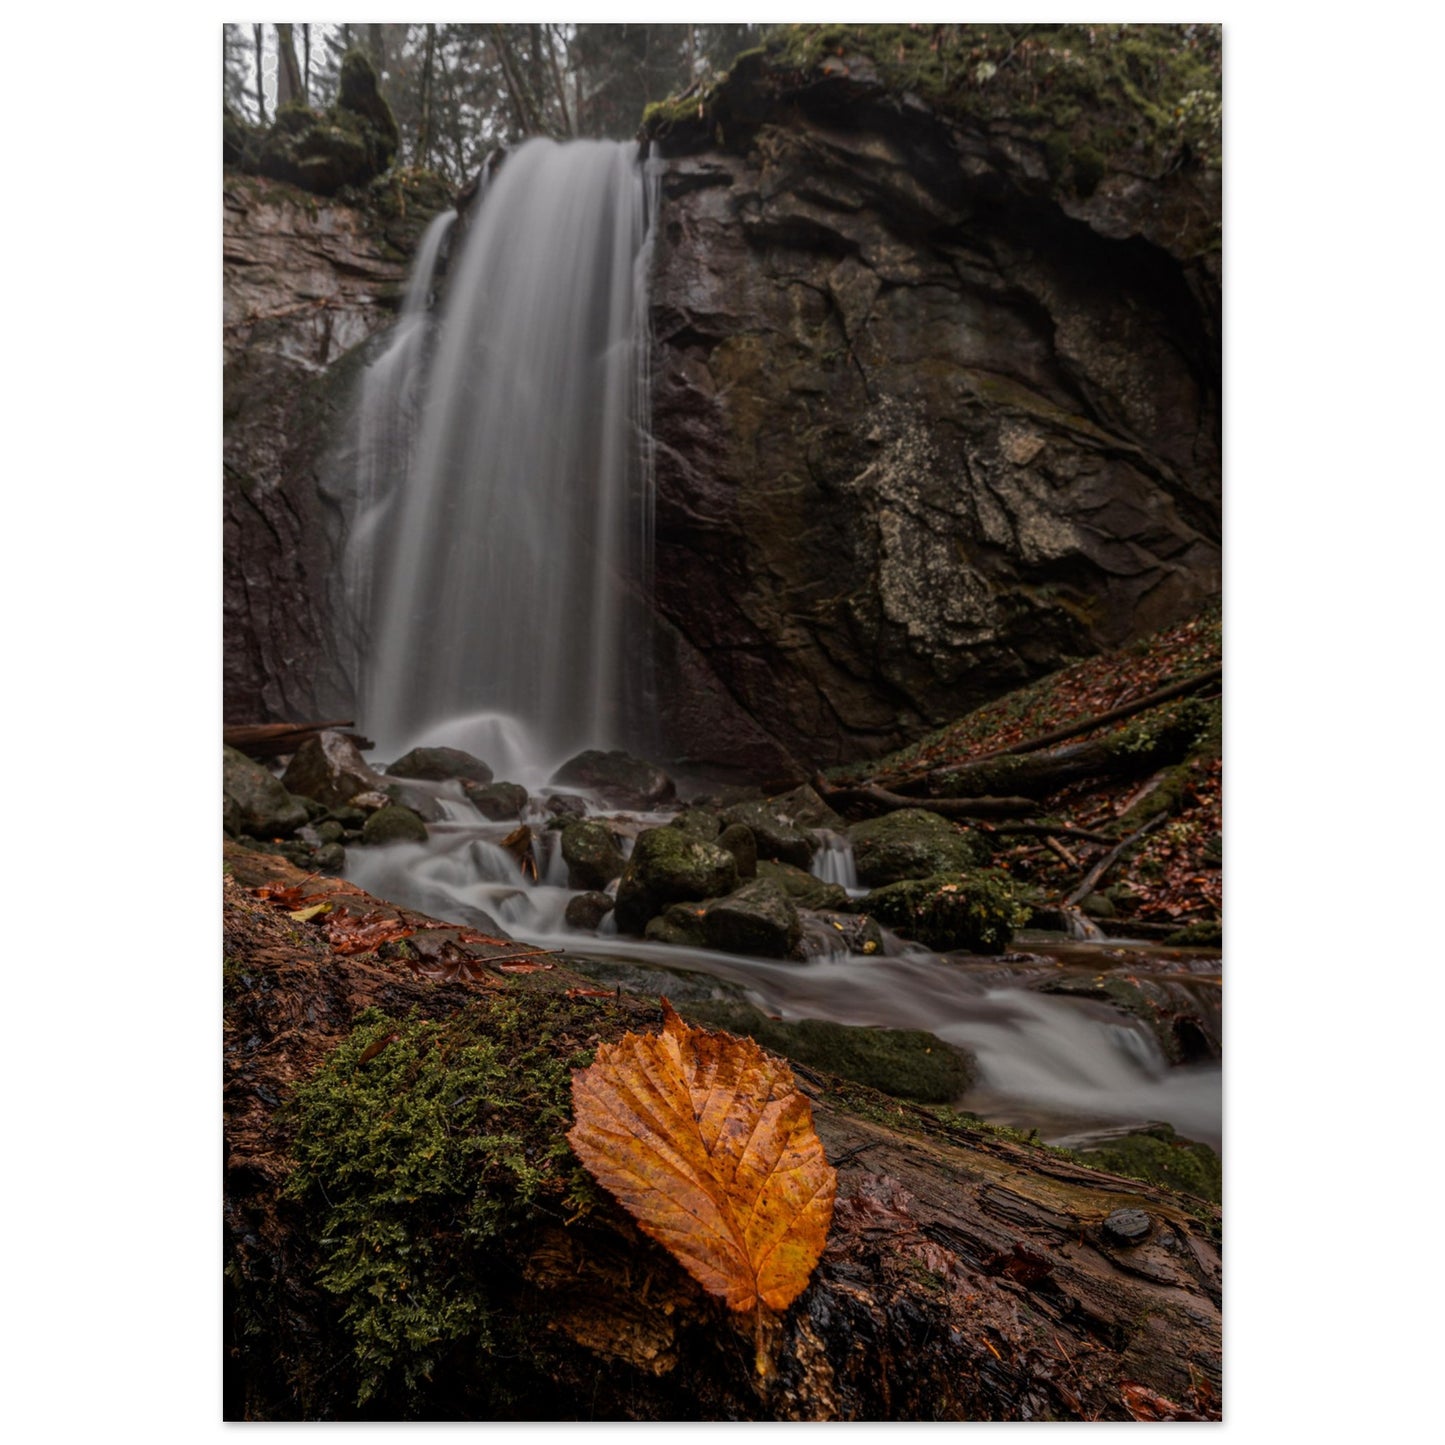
[222, 169, 448, 724]
[643, 25, 1221, 777]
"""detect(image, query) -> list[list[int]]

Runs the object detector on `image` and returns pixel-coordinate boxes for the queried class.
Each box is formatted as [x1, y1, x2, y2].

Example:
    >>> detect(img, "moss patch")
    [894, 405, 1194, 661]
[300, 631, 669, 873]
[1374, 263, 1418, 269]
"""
[859, 870, 1030, 953]
[1069, 1124, 1221, 1204]
[680, 1000, 973, 1103]
[282, 991, 621, 1410]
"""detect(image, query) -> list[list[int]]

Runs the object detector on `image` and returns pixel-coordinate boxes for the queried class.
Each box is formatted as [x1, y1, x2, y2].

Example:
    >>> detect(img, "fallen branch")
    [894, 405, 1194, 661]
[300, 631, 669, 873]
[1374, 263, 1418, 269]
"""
[225, 720, 372, 759]
[813, 775, 1035, 820]
[979, 823, 1118, 846]
[880, 664, 1221, 791]
[1065, 813, 1168, 906]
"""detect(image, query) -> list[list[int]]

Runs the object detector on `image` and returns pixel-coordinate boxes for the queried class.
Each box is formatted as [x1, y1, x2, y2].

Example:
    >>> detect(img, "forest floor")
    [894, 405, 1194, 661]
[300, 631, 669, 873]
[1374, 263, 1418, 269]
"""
[828, 604, 1223, 940]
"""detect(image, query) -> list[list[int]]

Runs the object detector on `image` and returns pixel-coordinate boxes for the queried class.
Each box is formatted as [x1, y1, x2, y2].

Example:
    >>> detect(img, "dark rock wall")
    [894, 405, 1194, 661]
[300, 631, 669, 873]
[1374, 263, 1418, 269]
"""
[223, 173, 425, 724]
[646, 54, 1221, 776]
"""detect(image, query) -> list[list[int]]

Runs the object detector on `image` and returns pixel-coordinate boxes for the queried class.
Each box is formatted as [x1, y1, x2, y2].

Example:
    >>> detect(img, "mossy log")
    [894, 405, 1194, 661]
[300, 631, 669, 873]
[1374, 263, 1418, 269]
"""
[224, 843, 1221, 1422]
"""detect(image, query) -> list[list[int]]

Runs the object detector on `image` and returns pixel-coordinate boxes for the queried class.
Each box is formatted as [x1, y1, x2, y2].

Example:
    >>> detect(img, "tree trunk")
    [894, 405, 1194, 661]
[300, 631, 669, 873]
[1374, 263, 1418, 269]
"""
[275, 24, 303, 109]
[301, 24, 311, 105]
[418, 23, 437, 167]
[252, 24, 267, 125]
[368, 23, 385, 81]
[224, 846, 1221, 1422]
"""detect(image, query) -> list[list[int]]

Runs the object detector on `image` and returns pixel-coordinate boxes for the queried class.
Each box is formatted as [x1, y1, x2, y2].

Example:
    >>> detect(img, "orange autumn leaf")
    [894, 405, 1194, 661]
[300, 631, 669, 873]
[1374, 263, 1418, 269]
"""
[567, 999, 836, 1316]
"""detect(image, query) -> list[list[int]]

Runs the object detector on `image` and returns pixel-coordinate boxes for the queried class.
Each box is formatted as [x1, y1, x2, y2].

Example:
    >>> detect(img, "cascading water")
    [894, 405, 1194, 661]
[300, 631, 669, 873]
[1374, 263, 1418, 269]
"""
[346, 138, 656, 781]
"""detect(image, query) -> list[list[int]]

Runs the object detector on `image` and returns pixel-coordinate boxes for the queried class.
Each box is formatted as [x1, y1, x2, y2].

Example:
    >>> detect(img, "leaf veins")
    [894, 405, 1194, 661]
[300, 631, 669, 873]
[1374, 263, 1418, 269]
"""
[567, 1000, 836, 1315]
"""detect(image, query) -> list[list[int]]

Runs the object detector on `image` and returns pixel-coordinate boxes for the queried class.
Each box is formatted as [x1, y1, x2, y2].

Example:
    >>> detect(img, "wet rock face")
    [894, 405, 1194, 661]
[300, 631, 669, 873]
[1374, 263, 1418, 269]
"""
[648, 69, 1221, 773]
[223, 171, 444, 728]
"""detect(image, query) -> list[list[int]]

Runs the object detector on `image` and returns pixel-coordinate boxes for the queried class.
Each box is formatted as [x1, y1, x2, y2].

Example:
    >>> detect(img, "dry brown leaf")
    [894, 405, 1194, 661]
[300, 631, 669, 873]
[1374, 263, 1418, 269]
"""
[567, 1000, 836, 1323]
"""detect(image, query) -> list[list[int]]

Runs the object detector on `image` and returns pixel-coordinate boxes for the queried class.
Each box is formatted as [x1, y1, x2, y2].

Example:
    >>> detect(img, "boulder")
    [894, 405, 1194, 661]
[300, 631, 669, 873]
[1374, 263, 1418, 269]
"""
[613, 828, 739, 935]
[462, 780, 529, 821]
[669, 810, 722, 841]
[756, 859, 849, 913]
[549, 749, 676, 810]
[560, 819, 626, 893]
[564, 891, 615, 932]
[544, 792, 589, 820]
[382, 782, 447, 822]
[848, 809, 991, 888]
[281, 731, 387, 812]
[796, 910, 885, 959]
[223, 745, 309, 838]
[387, 746, 493, 783]
[360, 804, 428, 846]
[716, 822, 758, 880]
[679, 1000, 974, 1104]
[858, 871, 1028, 954]
[644, 903, 709, 949]
[720, 799, 817, 869]
[700, 878, 801, 958]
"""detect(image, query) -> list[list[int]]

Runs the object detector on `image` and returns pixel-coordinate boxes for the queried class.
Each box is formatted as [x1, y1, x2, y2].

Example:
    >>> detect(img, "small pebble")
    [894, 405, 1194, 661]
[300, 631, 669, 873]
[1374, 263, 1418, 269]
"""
[1103, 1208, 1151, 1244]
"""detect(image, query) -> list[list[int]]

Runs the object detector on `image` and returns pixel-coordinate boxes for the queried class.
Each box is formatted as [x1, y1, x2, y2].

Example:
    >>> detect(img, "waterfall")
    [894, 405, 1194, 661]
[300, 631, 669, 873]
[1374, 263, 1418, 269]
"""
[348, 138, 656, 781]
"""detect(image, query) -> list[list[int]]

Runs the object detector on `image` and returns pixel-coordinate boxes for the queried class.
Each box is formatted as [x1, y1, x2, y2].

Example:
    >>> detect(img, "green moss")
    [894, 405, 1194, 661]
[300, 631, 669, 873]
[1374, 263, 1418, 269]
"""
[282, 993, 614, 1410]
[1070, 1123, 1221, 1203]
[648, 24, 1220, 215]
[859, 870, 1029, 953]
[681, 1001, 974, 1103]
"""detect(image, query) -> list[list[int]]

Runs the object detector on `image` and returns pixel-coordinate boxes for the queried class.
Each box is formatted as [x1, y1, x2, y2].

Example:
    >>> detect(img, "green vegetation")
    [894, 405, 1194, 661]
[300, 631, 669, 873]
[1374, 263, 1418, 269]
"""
[859, 870, 1030, 953]
[681, 1001, 973, 1102]
[1070, 1123, 1222, 1203]
[645, 23, 1220, 210]
[283, 993, 614, 1409]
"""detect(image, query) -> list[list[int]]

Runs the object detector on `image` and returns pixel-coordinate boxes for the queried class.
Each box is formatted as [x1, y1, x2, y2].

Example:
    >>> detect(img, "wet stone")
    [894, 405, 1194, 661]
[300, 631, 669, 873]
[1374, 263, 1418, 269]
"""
[1102, 1208, 1152, 1245]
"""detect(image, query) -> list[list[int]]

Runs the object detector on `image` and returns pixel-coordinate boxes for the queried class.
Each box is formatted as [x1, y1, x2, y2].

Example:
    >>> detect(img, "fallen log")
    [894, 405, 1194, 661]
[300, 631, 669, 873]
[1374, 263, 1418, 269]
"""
[224, 720, 373, 759]
[812, 774, 1036, 820]
[879, 665, 1221, 792]
[224, 844, 1221, 1422]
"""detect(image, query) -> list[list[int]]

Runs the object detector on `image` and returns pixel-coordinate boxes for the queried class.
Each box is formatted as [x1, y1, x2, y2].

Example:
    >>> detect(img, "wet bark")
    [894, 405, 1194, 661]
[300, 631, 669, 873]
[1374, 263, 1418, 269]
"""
[224, 845, 1221, 1422]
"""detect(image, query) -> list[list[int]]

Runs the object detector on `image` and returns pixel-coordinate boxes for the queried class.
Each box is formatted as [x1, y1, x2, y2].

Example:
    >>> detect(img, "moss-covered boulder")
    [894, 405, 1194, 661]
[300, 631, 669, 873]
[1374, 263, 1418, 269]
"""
[679, 1000, 974, 1103]
[559, 818, 626, 892]
[756, 859, 849, 913]
[223, 745, 309, 838]
[700, 878, 801, 958]
[847, 809, 991, 888]
[360, 804, 428, 845]
[860, 871, 1028, 953]
[252, 52, 399, 197]
[1070, 1124, 1221, 1204]
[613, 828, 738, 935]
[388, 746, 493, 784]
[549, 748, 676, 810]
[462, 780, 529, 821]
[644, 903, 709, 949]
[281, 730, 387, 812]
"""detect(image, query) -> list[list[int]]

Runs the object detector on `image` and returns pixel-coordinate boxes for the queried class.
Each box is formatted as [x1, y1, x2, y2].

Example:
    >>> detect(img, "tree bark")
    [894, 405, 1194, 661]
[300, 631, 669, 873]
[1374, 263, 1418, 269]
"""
[813, 775, 1037, 820]
[252, 24, 267, 125]
[224, 845, 1221, 1422]
[223, 720, 363, 759]
[275, 24, 303, 109]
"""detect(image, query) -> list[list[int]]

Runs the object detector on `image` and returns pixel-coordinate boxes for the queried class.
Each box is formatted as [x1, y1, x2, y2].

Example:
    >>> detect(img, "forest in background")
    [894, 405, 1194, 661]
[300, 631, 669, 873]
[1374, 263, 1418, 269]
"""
[223, 22, 763, 181]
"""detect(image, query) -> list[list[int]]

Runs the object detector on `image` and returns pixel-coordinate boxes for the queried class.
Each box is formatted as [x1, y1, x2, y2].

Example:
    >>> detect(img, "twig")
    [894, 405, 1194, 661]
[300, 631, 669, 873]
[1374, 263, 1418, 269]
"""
[1065, 813, 1168, 906]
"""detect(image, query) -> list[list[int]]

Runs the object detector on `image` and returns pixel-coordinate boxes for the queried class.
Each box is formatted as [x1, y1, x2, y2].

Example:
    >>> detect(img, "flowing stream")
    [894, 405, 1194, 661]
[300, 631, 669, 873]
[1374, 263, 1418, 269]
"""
[335, 137, 1221, 1153]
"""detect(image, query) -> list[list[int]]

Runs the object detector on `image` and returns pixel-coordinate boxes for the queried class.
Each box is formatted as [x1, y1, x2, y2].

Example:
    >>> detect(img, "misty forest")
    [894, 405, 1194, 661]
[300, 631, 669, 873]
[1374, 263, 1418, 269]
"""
[223, 21, 1222, 1422]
